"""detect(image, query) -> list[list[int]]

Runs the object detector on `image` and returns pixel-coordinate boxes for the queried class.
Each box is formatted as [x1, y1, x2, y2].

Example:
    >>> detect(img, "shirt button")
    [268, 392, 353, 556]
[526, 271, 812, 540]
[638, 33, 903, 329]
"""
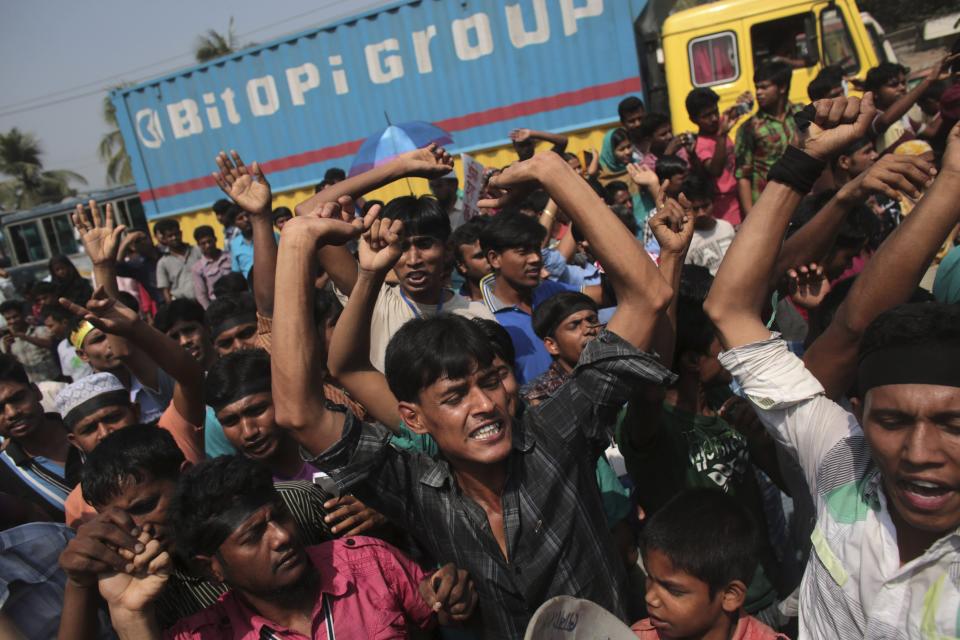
[345, 538, 355, 546]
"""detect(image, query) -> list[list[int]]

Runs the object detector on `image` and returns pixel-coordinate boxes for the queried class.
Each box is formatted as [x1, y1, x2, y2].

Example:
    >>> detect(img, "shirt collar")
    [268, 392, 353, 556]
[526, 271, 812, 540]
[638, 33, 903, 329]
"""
[755, 102, 803, 122]
[479, 273, 506, 312]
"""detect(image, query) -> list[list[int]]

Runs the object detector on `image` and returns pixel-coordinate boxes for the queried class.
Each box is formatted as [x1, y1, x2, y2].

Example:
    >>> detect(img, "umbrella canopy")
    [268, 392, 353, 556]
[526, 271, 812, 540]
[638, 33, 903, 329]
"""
[349, 121, 453, 176]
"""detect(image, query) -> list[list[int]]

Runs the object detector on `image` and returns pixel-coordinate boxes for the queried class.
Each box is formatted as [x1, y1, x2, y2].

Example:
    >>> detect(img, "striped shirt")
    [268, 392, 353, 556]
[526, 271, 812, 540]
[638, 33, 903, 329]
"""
[154, 480, 336, 629]
[720, 335, 960, 639]
[0, 437, 72, 518]
[309, 330, 675, 639]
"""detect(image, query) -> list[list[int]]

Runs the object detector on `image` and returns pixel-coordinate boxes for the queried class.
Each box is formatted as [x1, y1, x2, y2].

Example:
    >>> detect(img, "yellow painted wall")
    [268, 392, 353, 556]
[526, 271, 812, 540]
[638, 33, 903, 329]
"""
[158, 123, 614, 247]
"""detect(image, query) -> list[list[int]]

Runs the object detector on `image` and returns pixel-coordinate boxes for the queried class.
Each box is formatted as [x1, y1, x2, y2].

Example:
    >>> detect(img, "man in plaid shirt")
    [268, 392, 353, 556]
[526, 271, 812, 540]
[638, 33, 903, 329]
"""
[271, 150, 679, 638]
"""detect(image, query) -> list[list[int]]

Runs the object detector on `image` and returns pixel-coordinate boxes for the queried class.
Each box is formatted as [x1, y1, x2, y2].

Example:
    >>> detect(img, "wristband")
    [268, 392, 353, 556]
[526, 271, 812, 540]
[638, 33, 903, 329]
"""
[767, 146, 826, 195]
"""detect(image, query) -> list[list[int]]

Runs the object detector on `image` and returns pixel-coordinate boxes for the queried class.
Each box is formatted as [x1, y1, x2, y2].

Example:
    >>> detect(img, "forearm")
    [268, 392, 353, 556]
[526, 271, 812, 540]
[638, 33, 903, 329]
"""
[193, 273, 211, 308]
[736, 178, 753, 215]
[771, 193, 853, 290]
[295, 160, 405, 216]
[251, 217, 278, 317]
[530, 130, 568, 152]
[58, 582, 102, 640]
[707, 139, 728, 177]
[93, 263, 121, 300]
[874, 78, 932, 132]
[650, 250, 684, 366]
[106, 606, 161, 640]
[161, 288, 172, 303]
[128, 321, 204, 424]
[18, 334, 54, 349]
[706, 182, 804, 348]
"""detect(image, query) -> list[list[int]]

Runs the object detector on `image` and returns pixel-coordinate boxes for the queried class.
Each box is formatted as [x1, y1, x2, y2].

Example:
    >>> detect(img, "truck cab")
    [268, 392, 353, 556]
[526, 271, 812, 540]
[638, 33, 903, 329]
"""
[658, 0, 882, 133]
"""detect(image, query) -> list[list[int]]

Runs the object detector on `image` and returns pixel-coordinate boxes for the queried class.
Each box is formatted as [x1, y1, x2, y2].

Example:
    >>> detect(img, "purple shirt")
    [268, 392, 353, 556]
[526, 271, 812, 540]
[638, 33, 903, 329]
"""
[191, 252, 232, 308]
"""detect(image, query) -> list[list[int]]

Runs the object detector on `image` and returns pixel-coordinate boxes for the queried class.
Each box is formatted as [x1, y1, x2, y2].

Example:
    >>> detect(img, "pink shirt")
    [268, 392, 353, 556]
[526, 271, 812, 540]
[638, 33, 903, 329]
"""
[166, 537, 436, 640]
[631, 614, 787, 639]
[684, 135, 742, 226]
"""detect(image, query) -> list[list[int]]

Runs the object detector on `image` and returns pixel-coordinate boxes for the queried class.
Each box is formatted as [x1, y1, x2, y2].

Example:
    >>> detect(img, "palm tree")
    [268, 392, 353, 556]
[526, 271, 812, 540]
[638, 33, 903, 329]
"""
[0, 128, 86, 211]
[195, 17, 239, 62]
[99, 84, 133, 185]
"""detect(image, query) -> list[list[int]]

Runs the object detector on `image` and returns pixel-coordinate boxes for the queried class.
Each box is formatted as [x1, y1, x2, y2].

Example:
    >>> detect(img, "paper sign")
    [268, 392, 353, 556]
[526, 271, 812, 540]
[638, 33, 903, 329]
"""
[460, 153, 486, 222]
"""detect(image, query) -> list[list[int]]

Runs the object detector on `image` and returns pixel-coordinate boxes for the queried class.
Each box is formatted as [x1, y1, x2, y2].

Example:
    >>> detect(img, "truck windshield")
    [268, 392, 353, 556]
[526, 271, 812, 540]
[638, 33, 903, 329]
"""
[751, 12, 818, 69]
[821, 7, 860, 75]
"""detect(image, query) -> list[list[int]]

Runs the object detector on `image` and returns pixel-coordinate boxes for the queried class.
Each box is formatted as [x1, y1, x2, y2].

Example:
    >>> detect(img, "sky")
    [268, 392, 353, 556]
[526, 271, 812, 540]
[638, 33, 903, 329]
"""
[0, 0, 394, 191]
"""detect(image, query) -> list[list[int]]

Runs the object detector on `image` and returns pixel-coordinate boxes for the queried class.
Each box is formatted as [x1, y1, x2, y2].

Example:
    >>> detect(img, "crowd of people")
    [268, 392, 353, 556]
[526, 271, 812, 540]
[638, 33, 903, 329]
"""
[1, 49, 960, 640]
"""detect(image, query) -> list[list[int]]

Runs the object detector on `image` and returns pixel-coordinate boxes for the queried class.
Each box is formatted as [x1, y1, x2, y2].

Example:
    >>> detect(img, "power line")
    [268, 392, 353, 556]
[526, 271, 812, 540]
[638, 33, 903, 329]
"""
[0, 0, 360, 117]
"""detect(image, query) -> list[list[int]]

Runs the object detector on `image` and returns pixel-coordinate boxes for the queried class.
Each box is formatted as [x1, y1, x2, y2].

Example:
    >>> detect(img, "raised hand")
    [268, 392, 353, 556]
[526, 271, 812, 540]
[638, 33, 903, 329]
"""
[941, 121, 960, 176]
[627, 162, 658, 187]
[281, 201, 364, 247]
[934, 52, 960, 80]
[322, 494, 388, 536]
[478, 151, 562, 208]
[419, 563, 478, 624]
[397, 143, 455, 179]
[59, 286, 139, 337]
[98, 530, 170, 613]
[803, 94, 876, 162]
[838, 153, 937, 203]
[509, 128, 532, 143]
[785, 262, 831, 310]
[212, 150, 272, 217]
[73, 200, 127, 266]
[358, 207, 404, 274]
[649, 182, 695, 256]
[60, 508, 143, 588]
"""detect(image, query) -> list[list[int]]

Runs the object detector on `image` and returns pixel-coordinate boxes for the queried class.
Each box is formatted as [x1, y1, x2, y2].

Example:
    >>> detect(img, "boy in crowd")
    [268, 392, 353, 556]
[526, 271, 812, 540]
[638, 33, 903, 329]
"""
[272, 149, 675, 637]
[617, 96, 647, 161]
[655, 155, 689, 199]
[429, 170, 466, 230]
[98, 455, 478, 638]
[0, 354, 75, 519]
[829, 138, 878, 189]
[706, 95, 960, 635]
[212, 199, 240, 243]
[190, 225, 231, 309]
[204, 293, 259, 356]
[638, 113, 683, 170]
[681, 174, 736, 276]
[807, 65, 844, 101]
[683, 87, 747, 224]
[41, 304, 92, 382]
[735, 61, 802, 215]
[449, 216, 491, 302]
[632, 489, 786, 639]
[0, 299, 60, 383]
[154, 220, 201, 303]
[271, 206, 292, 230]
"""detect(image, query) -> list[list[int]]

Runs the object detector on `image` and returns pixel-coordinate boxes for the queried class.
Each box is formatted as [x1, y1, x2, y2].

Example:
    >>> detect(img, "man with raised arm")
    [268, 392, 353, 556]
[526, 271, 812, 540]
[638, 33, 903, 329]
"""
[271, 150, 675, 638]
[704, 94, 960, 637]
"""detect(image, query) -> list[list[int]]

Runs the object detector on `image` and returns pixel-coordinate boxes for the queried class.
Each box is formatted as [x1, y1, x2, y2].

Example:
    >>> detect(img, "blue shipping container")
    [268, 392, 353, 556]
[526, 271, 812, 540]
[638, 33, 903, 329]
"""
[112, 0, 648, 219]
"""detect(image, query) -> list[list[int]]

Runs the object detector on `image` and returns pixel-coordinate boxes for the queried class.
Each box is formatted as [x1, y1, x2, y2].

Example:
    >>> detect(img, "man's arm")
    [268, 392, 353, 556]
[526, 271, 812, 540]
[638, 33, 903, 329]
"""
[326, 212, 404, 431]
[212, 151, 277, 317]
[804, 122, 960, 398]
[60, 289, 206, 426]
[872, 53, 958, 135]
[705, 109, 741, 177]
[705, 96, 876, 350]
[11, 331, 55, 349]
[191, 264, 211, 309]
[272, 207, 365, 456]
[509, 128, 569, 154]
[485, 153, 672, 349]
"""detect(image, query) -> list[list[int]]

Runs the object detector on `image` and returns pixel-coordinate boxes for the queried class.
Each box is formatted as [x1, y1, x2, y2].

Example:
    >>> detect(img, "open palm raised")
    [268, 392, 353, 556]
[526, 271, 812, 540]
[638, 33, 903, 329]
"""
[213, 150, 272, 216]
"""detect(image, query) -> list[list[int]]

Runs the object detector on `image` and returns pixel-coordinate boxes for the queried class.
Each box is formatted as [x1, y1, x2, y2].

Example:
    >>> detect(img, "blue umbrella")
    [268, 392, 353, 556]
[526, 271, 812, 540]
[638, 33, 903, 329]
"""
[349, 120, 453, 176]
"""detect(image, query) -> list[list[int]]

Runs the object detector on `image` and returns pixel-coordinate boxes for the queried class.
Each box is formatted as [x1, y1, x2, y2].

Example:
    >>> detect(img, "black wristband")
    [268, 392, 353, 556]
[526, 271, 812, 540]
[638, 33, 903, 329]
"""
[767, 145, 826, 195]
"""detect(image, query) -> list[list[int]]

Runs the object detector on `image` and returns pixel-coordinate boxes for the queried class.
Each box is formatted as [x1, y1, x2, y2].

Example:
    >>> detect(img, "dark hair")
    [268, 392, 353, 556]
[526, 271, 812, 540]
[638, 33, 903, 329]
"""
[754, 60, 793, 92]
[212, 199, 232, 216]
[532, 292, 598, 341]
[639, 112, 671, 140]
[479, 212, 546, 255]
[521, 190, 551, 215]
[655, 155, 689, 182]
[205, 348, 270, 412]
[807, 65, 844, 101]
[193, 225, 216, 242]
[641, 488, 759, 597]
[471, 318, 516, 366]
[170, 455, 277, 559]
[117, 291, 140, 315]
[678, 264, 714, 305]
[610, 128, 630, 152]
[154, 298, 206, 334]
[864, 62, 909, 94]
[685, 87, 719, 120]
[859, 302, 960, 363]
[32, 281, 59, 297]
[0, 300, 25, 316]
[680, 172, 715, 202]
[314, 288, 344, 329]
[449, 218, 488, 262]
[154, 219, 180, 236]
[675, 267, 716, 366]
[604, 181, 630, 200]
[40, 303, 73, 324]
[212, 272, 249, 299]
[0, 353, 30, 386]
[385, 315, 496, 402]
[205, 293, 257, 339]
[80, 425, 184, 509]
[48, 254, 81, 280]
[617, 96, 645, 121]
[271, 207, 293, 224]
[324, 167, 346, 183]
[788, 190, 877, 249]
[381, 195, 451, 243]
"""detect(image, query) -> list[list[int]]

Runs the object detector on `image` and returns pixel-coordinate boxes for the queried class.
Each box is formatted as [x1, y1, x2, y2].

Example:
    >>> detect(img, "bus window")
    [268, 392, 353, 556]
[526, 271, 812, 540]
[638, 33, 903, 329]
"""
[751, 13, 818, 69]
[42, 214, 79, 256]
[821, 7, 860, 74]
[8, 222, 47, 265]
[688, 32, 739, 87]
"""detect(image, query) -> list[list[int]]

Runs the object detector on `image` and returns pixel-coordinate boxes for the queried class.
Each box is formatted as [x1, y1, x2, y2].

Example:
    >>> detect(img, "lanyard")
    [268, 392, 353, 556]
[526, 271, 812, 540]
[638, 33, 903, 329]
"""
[399, 287, 444, 319]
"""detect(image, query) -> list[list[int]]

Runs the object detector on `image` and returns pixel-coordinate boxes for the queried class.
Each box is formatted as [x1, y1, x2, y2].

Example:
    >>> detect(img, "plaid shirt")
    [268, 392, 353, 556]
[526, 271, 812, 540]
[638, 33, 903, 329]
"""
[308, 330, 675, 639]
[734, 103, 803, 203]
[721, 336, 960, 638]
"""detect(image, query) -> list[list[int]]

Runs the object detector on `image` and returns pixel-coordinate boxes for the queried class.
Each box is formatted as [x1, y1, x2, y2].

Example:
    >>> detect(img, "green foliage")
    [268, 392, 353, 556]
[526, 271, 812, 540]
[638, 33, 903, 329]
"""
[0, 128, 86, 211]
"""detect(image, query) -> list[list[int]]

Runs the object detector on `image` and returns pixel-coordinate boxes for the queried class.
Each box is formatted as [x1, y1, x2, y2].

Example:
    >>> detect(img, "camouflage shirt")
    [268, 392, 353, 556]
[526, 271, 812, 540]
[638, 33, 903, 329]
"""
[735, 103, 803, 204]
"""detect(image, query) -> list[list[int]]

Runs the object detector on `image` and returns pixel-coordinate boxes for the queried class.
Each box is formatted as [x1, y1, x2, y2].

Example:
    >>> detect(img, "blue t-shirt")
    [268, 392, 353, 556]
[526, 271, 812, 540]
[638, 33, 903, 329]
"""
[479, 274, 579, 385]
[204, 406, 238, 458]
[229, 234, 255, 276]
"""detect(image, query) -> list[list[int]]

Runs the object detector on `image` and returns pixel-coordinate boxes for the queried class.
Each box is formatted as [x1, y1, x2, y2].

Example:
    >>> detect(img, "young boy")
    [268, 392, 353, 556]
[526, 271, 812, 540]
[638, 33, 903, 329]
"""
[204, 292, 260, 356]
[271, 205, 293, 230]
[190, 225, 231, 309]
[655, 155, 689, 199]
[41, 304, 92, 382]
[448, 216, 491, 302]
[154, 219, 201, 303]
[632, 489, 787, 640]
[0, 299, 59, 383]
[681, 174, 736, 276]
